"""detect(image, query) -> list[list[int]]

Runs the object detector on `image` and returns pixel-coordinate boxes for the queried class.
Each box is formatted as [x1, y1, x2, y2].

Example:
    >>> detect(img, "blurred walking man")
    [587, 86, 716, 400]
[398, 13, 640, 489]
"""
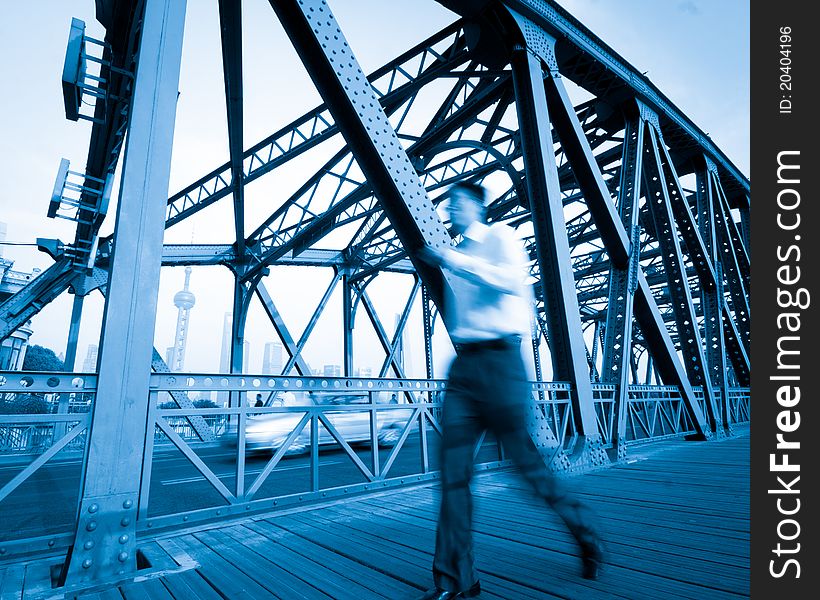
[417, 182, 605, 599]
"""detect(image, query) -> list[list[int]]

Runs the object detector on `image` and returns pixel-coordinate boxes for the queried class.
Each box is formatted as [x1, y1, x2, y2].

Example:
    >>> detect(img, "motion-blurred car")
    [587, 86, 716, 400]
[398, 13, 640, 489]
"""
[242, 392, 407, 455]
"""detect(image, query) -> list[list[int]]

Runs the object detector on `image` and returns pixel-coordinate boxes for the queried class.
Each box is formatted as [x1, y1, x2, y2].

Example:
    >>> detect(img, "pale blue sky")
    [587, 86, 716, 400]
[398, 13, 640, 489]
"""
[0, 0, 749, 376]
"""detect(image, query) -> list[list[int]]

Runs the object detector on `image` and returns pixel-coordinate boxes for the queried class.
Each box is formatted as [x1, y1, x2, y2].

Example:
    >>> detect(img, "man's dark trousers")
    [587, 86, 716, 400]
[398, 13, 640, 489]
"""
[433, 336, 598, 593]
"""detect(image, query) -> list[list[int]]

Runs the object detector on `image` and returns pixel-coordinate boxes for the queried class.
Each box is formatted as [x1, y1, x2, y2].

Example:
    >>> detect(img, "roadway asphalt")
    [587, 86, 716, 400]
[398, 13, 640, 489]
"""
[0, 432, 502, 543]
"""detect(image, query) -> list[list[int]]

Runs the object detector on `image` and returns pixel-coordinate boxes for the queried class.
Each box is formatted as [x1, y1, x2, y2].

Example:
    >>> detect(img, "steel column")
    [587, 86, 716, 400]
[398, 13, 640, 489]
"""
[217, 0, 246, 260]
[342, 272, 354, 377]
[421, 285, 435, 380]
[56, 293, 86, 437]
[601, 112, 644, 457]
[537, 55, 711, 440]
[588, 320, 601, 381]
[509, 41, 599, 447]
[230, 277, 256, 378]
[61, 0, 187, 589]
[696, 160, 731, 433]
[64, 293, 85, 371]
[642, 123, 721, 435]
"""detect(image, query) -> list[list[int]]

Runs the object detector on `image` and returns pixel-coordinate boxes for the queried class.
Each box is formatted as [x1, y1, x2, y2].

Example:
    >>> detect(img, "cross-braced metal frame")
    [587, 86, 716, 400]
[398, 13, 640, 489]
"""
[0, 0, 749, 591]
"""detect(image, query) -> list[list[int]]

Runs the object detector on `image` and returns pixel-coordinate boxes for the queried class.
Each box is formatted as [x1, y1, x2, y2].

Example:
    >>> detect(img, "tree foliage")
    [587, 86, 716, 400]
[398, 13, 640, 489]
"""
[22, 345, 65, 372]
[0, 394, 49, 414]
[158, 398, 218, 409]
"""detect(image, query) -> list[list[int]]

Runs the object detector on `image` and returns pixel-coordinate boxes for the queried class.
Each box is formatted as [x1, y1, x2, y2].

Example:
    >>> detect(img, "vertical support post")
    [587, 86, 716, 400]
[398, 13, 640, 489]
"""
[629, 350, 639, 384]
[531, 331, 544, 387]
[217, 0, 245, 259]
[642, 122, 722, 436]
[697, 159, 732, 434]
[58, 293, 85, 435]
[61, 0, 187, 589]
[235, 399, 246, 499]
[342, 272, 354, 377]
[644, 355, 653, 385]
[419, 405, 430, 473]
[508, 37, 601, 459]
[421, 285, 434, 381]
[601, 110, 644, 459]
[369, 392, 380, 478]
[137, 392, 158, 521]
[589, 320, 601, 381]
[230, 279, 249, 377]
[712, 181, 751, 353]
[64, 294, 85, 371]
[310, 414, 319, 491]
[255, 281, 312, 376]
[229, 278, 252, 412]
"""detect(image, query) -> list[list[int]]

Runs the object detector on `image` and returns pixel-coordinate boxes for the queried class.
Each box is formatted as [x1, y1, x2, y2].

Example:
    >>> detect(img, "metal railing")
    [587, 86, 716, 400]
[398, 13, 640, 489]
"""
[0, 370, 750, 560]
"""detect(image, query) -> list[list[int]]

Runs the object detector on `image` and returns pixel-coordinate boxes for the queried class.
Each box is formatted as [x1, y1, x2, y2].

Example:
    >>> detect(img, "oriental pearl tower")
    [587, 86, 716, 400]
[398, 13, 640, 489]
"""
[169, 267, 196, 371]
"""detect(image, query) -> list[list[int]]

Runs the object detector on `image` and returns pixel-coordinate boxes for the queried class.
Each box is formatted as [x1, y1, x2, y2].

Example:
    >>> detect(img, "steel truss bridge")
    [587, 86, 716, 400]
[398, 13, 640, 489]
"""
[0, 0, 749, 594]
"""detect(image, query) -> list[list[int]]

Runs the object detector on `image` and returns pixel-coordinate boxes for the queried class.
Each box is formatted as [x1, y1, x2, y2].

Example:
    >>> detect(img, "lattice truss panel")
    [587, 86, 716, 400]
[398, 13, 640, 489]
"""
[1, 0, 749, 411]
[0, 2, 754, 587]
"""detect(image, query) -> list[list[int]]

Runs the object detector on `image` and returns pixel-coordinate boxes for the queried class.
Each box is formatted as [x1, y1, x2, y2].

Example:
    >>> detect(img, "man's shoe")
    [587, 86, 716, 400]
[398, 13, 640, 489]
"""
[417, 581, 481, 599]
[580, 538, 606, 580]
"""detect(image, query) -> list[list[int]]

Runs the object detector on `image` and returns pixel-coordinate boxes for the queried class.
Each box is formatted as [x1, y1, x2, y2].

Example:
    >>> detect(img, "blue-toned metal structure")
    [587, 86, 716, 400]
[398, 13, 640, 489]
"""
[0, 0, 749, 593]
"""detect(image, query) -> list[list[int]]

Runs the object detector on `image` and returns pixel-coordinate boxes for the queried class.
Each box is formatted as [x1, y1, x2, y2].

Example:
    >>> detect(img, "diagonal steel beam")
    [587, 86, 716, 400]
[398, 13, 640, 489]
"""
[378, 277, 421, 377]
[643, 121, 721, 435]
[695, 160, 731, 433]
[711, 172, 751, 351]
[359, 289, 413, 382]
[255, 281, 312, 376]
[498, 0, 749, 202]
[268, 0, 459, 326]
[508, 38, 598, 442]
[282, 271, 342, 376]
[0, 259, 75, 341]
[164, 22, 469, 229]
[537, 42, 711, 439]
[601, 110, 644, 457]
[217, 0, 246, 258]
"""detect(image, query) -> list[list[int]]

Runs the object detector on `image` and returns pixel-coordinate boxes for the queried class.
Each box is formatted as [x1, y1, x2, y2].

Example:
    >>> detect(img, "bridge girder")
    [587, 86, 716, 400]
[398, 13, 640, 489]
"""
[0, 1, 749, 588]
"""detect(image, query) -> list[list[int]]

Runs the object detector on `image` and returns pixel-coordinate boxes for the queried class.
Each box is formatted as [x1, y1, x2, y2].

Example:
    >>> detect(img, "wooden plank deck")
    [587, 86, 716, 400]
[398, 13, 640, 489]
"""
[4, 425, 749, 599]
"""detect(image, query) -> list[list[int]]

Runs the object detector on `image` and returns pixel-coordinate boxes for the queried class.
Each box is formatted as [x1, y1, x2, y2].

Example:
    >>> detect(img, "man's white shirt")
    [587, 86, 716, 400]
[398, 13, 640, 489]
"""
[441, 221, 535, 344]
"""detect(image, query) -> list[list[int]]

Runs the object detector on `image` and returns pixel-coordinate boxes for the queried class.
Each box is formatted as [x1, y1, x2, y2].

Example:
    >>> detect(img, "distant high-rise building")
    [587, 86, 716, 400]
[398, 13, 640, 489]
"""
[219, 312, 251, 373]
[168, 266, 196, 371]
[219, 312, 232, 373]
[263, 342, 283, 375]
[82, 344, 99, 372]
[355, 366, 373, 378]
[323, 364, 341, 377]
